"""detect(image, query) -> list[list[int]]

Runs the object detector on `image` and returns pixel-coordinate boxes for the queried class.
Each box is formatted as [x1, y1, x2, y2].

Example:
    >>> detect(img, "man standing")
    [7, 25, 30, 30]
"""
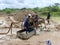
[46, 12, 51, 24]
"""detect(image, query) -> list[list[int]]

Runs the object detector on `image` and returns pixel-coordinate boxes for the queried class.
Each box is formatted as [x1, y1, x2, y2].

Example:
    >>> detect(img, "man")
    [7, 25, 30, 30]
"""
[24, 14, 34, 32]
[46, 12, 51, 24]
[24, 15, 30, 30]
[29, 15, 34, 27]
[34, 15, 39, 28]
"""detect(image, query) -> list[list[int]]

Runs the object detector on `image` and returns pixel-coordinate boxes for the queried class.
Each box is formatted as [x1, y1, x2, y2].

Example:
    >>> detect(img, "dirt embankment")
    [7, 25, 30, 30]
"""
[0, 10, 36, 22]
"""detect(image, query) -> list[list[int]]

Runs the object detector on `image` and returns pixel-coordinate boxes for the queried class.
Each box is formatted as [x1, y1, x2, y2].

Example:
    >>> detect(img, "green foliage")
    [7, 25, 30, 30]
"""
[1, 8, 20, 14]
[5, 9, 11, 14]
[51, 5, 60, 12]
[32, 4, 60, 17]
[51, 12, 60, 16]
[40, 6, 51, 12]
[0, 3, 60, 17]
[32, 7, 41, 13]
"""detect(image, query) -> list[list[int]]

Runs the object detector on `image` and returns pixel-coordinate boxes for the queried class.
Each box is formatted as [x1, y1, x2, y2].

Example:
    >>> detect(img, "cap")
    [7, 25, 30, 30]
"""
[28, 14, 32, 17]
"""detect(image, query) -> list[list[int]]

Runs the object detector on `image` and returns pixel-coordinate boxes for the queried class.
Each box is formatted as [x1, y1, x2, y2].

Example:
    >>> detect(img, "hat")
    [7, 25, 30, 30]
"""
[28, 14, 32, 16]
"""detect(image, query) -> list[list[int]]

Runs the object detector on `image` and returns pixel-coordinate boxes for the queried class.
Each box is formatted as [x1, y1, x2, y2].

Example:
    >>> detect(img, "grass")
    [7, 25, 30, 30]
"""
[40, 15, 60, 23]
[51, 16, 60, 23]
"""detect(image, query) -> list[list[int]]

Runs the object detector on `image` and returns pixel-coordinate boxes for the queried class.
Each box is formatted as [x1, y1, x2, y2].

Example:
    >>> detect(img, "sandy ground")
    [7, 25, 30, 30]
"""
[0, 16, 60, 45]
[0, 28, 60, 45]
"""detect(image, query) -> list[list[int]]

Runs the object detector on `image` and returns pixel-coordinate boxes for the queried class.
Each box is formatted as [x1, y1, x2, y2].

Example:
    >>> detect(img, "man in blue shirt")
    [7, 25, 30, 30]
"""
[24, 15, 30, 30]
[24, 14, 34, 32]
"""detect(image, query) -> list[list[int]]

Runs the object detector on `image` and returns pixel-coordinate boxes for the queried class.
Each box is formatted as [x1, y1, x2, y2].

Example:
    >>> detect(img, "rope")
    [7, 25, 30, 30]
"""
[0, 22, 13, 35]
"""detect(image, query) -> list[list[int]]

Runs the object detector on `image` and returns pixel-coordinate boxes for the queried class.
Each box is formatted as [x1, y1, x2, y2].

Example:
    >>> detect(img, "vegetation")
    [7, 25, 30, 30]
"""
[0, 3, 60, 17]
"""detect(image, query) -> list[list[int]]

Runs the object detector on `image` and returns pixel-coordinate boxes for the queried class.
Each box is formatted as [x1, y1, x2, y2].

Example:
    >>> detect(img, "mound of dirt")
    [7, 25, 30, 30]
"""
[10, 10, 36, 22]
[0, 10, 36, 22]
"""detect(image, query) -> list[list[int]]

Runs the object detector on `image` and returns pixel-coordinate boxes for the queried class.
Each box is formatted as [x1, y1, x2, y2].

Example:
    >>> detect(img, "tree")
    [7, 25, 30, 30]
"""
[32, 7, 40, 13]
[51, 4, 60, 12]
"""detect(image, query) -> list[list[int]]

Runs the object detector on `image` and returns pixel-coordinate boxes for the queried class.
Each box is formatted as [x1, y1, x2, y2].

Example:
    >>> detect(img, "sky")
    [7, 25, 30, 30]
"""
[0, 0, 60, 9]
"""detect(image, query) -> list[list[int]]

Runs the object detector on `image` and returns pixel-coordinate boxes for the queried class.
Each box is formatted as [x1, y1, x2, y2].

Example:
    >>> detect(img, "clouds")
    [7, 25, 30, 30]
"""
[0, 0, 60, 9]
